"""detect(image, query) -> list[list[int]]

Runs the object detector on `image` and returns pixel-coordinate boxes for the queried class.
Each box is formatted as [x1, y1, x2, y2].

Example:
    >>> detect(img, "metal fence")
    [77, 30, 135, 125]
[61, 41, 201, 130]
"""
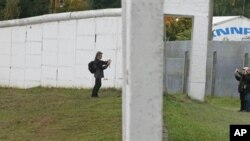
[165, 41, 250, 97]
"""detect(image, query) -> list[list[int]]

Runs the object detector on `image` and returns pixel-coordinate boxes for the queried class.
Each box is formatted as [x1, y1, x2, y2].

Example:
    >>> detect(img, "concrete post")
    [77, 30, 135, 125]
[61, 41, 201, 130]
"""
[164, 0, 212, 101]
[122, 0, 164, 141]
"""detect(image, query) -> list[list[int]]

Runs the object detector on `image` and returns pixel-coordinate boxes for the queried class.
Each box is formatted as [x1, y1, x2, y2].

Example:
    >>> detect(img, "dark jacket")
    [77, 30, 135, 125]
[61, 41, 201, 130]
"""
[235, 71, 245, 93]
[242, 75, 250, 93]
[94, 59, 109, 78]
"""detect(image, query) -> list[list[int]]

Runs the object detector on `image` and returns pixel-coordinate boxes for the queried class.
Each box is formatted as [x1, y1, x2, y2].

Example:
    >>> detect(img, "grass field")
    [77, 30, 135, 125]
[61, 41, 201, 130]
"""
[163, 94, 250, 141]
[0, 87, 249, 141]
[0, 87, 121, 141]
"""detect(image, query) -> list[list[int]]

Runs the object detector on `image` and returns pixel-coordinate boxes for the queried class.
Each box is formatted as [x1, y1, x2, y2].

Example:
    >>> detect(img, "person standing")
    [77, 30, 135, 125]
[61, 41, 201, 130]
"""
[234, 68, 247, 111]
[242, 68, 250, 112]
[91, 51, 111, 97]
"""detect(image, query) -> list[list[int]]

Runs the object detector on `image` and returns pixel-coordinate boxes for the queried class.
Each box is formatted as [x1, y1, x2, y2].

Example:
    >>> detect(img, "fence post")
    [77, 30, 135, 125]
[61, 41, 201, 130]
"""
[210, 51, 217, 96]
[183, 51, 189, 94]
[243, 53, 249, 67]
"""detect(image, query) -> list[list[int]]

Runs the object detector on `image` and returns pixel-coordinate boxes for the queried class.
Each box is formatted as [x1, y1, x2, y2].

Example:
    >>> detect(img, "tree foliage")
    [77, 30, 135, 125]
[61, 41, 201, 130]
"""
[165, 17, 192, 41]
[1, 0, 20, 20]
[92, 0, 120, 9]
[55, 0, 91, 13]
[214, 0, 250, 18]
[19, 0, 50, 19]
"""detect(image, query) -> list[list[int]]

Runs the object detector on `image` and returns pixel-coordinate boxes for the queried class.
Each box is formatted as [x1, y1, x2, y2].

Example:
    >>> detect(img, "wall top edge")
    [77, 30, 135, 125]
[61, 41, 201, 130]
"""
[0, 8, 122, 28]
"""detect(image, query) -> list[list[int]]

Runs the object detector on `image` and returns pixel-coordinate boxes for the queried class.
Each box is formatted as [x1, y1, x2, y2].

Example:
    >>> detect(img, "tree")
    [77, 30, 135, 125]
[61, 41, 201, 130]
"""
[55, 0, 91, 13]
[214, 0, 250, 18]
[2, 0, 20, 20]
[19, 0, 49, 18]
[91, 0, 121, 9]
[0, 0, 6, 20]
[165, 17, 192, 41]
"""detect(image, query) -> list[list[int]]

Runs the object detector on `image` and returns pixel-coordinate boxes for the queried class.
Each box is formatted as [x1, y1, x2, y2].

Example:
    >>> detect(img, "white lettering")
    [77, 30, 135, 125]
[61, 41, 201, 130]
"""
[234, 129, 247, 136]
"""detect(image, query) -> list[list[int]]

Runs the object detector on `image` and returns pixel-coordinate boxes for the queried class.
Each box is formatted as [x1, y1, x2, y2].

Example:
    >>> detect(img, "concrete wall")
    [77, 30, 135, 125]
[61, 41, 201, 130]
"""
[165, 41, 250, 97]
[0, 9, 122, 88]
[0, 8, 247, 97]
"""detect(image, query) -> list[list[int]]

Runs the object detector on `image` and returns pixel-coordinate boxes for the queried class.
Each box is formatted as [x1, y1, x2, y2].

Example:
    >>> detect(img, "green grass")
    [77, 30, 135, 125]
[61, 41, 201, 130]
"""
[0, 87, 121, 141]
[163, 94, 250, 141]
[0, 87, 249, 141]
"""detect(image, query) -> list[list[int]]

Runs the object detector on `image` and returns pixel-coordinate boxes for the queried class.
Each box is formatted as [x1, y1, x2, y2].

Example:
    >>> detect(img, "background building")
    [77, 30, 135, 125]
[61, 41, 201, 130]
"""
[213, 16, 250, 41]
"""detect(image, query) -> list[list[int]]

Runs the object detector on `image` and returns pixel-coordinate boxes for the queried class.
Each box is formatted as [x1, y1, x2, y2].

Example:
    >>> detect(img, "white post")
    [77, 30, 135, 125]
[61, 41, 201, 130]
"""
[164, 0, 212, 101]
[122, 0, 164, 141]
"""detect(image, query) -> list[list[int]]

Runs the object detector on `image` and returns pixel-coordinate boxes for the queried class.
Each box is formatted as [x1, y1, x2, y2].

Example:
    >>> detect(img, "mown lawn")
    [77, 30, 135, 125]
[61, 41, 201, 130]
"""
[0, 87, 121, 141]
[0, 87, 249, 141]
[163, 94, 250, 141]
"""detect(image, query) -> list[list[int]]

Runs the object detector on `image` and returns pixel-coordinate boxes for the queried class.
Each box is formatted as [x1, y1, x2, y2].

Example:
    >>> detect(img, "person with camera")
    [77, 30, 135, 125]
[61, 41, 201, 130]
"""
[234, 67, 250, 112]
[234, 68, 247, 112]
[91, 51, 111, 97]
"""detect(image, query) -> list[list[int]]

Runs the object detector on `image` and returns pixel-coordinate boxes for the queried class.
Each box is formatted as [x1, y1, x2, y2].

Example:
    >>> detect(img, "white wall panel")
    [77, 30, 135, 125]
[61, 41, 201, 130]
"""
[77, 18, 95, 35]
[117, 17, 122, 34]
[43, 22, 58, 39]
[43, 40, 58, 52]
[26, 55, 41, 67]
[0, 55, 10, 67]
[42, 66, 57, 80]
[9, 80, 24, 88]
[74, 78, 93, 88]
[0, 42, 11, 54]
[11, 26, 26, 43]
[0, 68, 9, 80]
[26, 24, 43, 41]
[102, 79, 115, 88]
[58, 39, 75, 53]
[25, 81, 40, 88]
[25, 68, 41, 81]
[26, 42, 42, 55]
[75, 65, 92, 79]
[0, 9, 122, 88]
[57, 80, 74, 87]
[96, 35, 117, 50]
[58, 21, 76, 39]
[76, 35, 95, 50]
[76, 50, 94, 65]
[11, 54, 25, 67]
[42, 52, 57, 66]
[10, 68, 24, 81]
[0, 28, 11, 42]
[12, 43, 25, 55]
[96, 17, 118, 35]
[58, 53, 75, 66]
[57, 67, 74, 81]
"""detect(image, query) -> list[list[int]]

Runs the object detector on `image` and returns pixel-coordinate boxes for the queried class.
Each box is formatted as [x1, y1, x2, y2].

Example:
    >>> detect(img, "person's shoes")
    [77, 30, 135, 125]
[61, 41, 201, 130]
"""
[91, 95, 99, 98]
[238, 110, 246, 112]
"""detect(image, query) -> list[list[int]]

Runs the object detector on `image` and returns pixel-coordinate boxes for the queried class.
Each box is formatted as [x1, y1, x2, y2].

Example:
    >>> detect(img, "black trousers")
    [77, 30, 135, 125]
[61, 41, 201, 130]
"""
[240, 92, 246, 111]
[92, 78, 102, 97]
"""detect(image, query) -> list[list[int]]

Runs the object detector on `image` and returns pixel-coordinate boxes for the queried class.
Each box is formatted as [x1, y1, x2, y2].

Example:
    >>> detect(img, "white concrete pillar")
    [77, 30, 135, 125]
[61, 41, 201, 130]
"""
[188, 15, 211, 101]
[122, 0, 164, 141]
[164, 0, 212, 101]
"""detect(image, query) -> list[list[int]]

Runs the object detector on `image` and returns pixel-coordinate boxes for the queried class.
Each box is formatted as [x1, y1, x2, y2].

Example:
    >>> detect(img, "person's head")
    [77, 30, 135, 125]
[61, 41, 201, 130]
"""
[95, 51, 103, 60]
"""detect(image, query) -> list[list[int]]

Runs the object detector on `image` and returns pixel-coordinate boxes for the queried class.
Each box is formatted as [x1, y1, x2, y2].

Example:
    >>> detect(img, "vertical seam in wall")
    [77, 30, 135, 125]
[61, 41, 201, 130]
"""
[24, 26, 28, 88]
[41, 24, 44, 87]
[74, 20, 78, 88]
[9, 28, 13, 87]
[93, 16, 97, 86]
[114, 18, 119, 88]
[56, 21, 60, 87]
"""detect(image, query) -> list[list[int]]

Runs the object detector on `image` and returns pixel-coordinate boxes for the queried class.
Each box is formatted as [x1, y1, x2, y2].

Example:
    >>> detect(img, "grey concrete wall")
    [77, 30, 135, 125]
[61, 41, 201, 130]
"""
[165, 41, 250, 97]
